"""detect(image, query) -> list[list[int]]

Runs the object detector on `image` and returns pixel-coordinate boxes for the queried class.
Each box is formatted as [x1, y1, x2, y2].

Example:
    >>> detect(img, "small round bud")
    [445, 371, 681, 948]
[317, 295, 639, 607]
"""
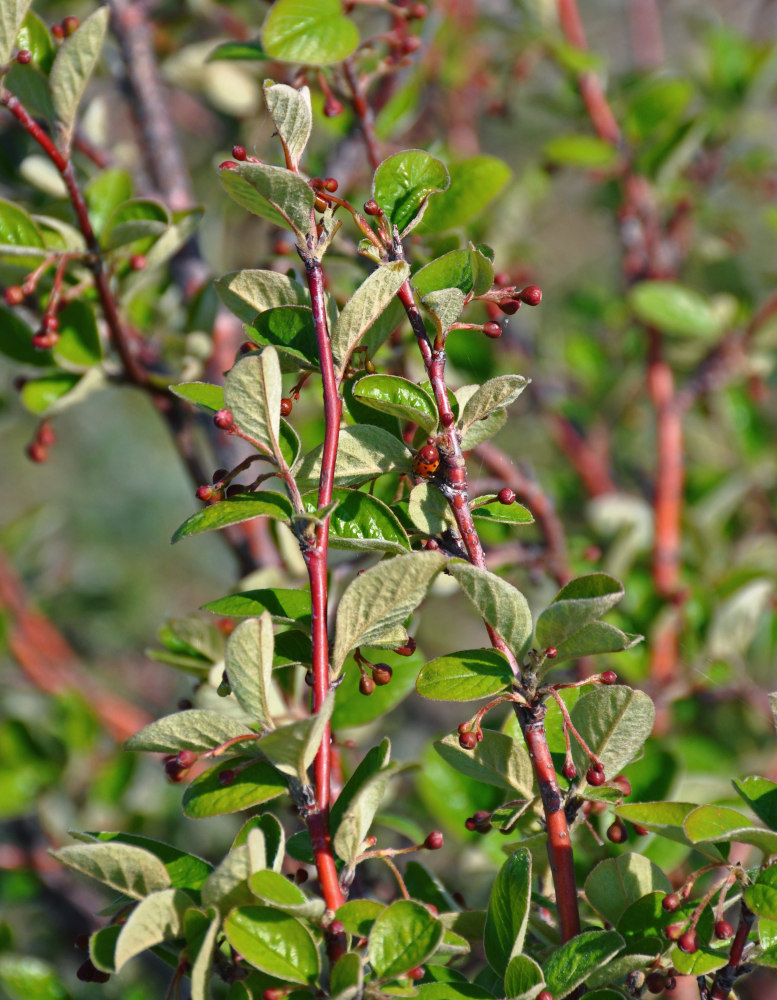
[130, 254, 147, 270]
[36, 422, 56, 447]
[407, 967, 424, 981]
[459, 730, 478, 750]
[441, 411, 455, 427]
[678, 929, 698, 954]
[219, 160, 239, 170]
[16, 49, 32, 64]
[424, 538, 439, 550]
[32, 331, 57, 350]
[562, 760, 577, 780]
[26, 440, 48, 463]
[359, 675, 375, 696]
[464, 817, 476, 831]
[662, 893, 681, 912]
[665, 977, 677, 992]
[714, 920, 734, 940]
[365, 358, 376, 373]
[645, 972, 665, 994]
[633, 824, 649, 836]
[483, 321, 502, 339]
[280, 397, 293, 417]
[75, 934, 89, 951]
[263, 990, 286, 1000]
[364, 199, 381, 216]
[274, 239, 290, 256]
[217, 768, 236, 786]
[538, 992, 554, 1000]
[409, 2, 428, 17]
[51, 23, 65, 39]
[611, 775, 632, 797]
[519, 285, 543, 306]
[232, 145, 247, 161]
[586, 766, 606, 786]
[394, 637, 417, 656]
[62, 15, 80, 35]
[498, 487, 516, 505]
[214, 408, 234, 430]
[665, 921, 684, 941]
[196, 484, 214, 502]
[606, 820, 628, 843]
[328, 920, 345, 936]
[600, 670, 617, 685]
[42, 314, 59, 333]
[177, 698, 193, 710]
[324, 96, 344, 117]
[545, 646, 558, 659]
[401, 36, 422, 54]
[239, 340, 254, 354]
[372, 663, 393, 686]
[176, 750, 198, 769]
[324, 177, 339, 192]
[212, 468, 228, 485]
[76, 960, 97, 982]
[498, 298, 520, 315]
[473, 809, 491, 826]
[418, 444, 438, 463]
[314, 194, 328, 213]
[4, 285, 25, 306]
[424, 830, 444, 850]
[164, 757, 184, 782]
[295, 868, 308, 883]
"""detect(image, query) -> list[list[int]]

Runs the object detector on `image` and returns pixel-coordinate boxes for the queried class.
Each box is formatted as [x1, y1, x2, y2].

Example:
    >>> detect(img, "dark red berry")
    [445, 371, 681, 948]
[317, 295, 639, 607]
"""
[280, 397, 293, 417]
[537, 992, 553, 1000]
[26, 441, 48, 463]
[498, 298, 520, 315]
[196, 484, 214, 502]
[232, 145, 247, 160]
[441, 411, 455, 426]
[16, 49, 32, 64]
[324, 96, 344, 117]
[62, 15, 80, 35]
[42, 314, 59, 333]
[424, 538, 439, 550]
[401, 36, 422, 54]
[239, 340, 254, 354]
[633, 824, 649, 836]
[324, 177, 338, 192]
[4, 285, 24, 306]
[545, 646, 558, 659]
[359, 675, 375, 696]
[394, 637, 416, 656]
[715, 920, 734, 940]
[164, 757, 184, 782]
[295, 868, 308, 884]
[219, 160, 239, 170]
[593, 759, 605, 772]
[459, 730, 478, 750]
[424, 830, 444, 850]
[472, 810, 492, 831]
[408, 2, 427, 17]
[586, 766, 606, 786]
[562, 760, 577, 780]
[328, 920, 345, 936]
[37, 422, 56, 447]
[600, 670, 617, 685]
[273, 239, 290, 255]
[314, 193, 328, 213]
[176, 750, 197, 769]
[606, 820, 628, 843]
[263, 990, 286, 1000]
[418, 444, 438, 463]
[662, 893, 681, 912]
[212, 468, 228, 484]
[74, 934, 89, 951]
[76, 959, 97, 982]
[645, 972, 665, 994]
[51, 23, 65, 39]
[372, 663, 393, 686]
[364, 199, 381, 216]
[464, 817, 476, 831]
[519, 285, 542, 306]
[497, 487, 516, 505]
[678, 929, 698, 954]
[214, 408, 234, 430]
[611, 775, 632, 797]
[483, 321, 502, 338]
[217, 768, 236, 786]
[665, 977, 677, 991]
[665, 922, 684, 941]
[407, 967, 424, 981]
[130, 254, 146, 270]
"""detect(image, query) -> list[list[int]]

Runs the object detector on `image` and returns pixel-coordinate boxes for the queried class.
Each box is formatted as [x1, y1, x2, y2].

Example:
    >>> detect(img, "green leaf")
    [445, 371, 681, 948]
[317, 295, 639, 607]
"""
[683, 804, 777, 855]
[100, 197, 169, 250]
[183, 759, 286, 818]
[84, 167, 134, 235]
[435, 730, 534, 796]
[125, 709, 255, 754]
[225, 614, 275, 727]
[49, 6, 110, 147]
[331, 649, 422, 728]
[542, 930, 625, 999]
[460, 407, 507, 450]
[570, 686, 655, 781]
[353, 374, 437, 434]
[173, 492, 293, 543]
[215, 268, 308, 324]
[88, 833, 212, 892]
[115, 888, 190, 971]
[417, 156, 511, 234]
[331, 261, 410, 375]
[745, 866, 777, 919]
[0, 954, 67, 1000]
[330, 951, 363, 1000]
[459, 375, 528, 430]
[334, 750, 403, 865]
[543, 134, 619, 168]
[368, 899, 444, 978]
[50, 842, 171, 899]
[483, 848, 532, 977]
[470, 496, 534, 526]
[584, 854, 671, 926]
[19, 370, 84, 414]
[733, 775, 777, 831]
[421, 287, 466, 337]
[2, 2, 34, 66]
[249, 869, 324, 920]
[51, 299, 101, 368]
[552, 621, 643, 662]
[89, 925, 120, 974]
[208, 40, 268, 62]
[220, 161, 315, 237]
[4, 61, 55, 122]
[407, 483, 455, 535]
[224, 906, 320, 984]
[416, 985, 495, 1000]
[190, 909, 220, 1000]
[261, 0, 359, 66]
[297, 424, 413, 488]
[0, 306, 52, 366]
[449, 561, 532, 659]
[257, 692, 334, 782]
[303, 488, 409, 554]
[263, 80, 312, 170]
[412, 246, 494, 299]
[0, 197, 45, 266]
[504, 955, 545, 1000]
[629, 281, 723, 339]
[615, 802, 697, 846]
[171, 381, 224, 414]
[373, 150, 449, 235]
[204, 588, 311, 627]
[246, 306, 319, 370]
[224, 347, 284, 460]
[416, 649, 514, 702]
[332, 550, 445, 672]
[336, 899, 386, 937]
[535, 573, 625, 650]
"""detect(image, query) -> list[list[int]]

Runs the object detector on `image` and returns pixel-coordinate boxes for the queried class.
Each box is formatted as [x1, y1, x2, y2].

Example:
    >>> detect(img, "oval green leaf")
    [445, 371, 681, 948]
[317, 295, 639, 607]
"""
[303, 488, 410, 554]
[261, 0, 359, 66]
[416, 649, 514, 702]
[629, 280, 722, 339]
[373, 150, 449, 235]
[368, 899, 443, 978]
[224, 906, 320, 984]
[183, 759, 286, 818]
[352, 374, 438, 434]
[172, 492, 293, 543]
[417, 156, 511, 234]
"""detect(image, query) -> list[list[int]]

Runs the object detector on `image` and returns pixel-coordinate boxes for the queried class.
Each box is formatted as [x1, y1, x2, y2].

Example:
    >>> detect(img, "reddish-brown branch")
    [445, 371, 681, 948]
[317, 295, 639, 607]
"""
[343, 58, 381, 171]
[710, 903, 755, 1000]
[551, 414, 616, 497]
[301, 253, 345, 913]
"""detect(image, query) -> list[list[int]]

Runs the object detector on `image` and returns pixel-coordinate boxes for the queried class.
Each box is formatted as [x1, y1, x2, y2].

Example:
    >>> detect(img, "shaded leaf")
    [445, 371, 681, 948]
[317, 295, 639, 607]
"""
[215, 268, 308, 324]
[450, 561, 532, 659]
[352, 373, 436, 434]
[225, 613, 275, 727]
[542, 930, 624, 999]
[184, 759, 286, 819]
[436, 730, 534, 796]
[684, 804, 777, 855]
[115, 888, 190, 971]
[296, 424, 413, 488]
[332, 261, 409, 375]
[220, 161, 315, 236]
[732, 775, 777, 832]
[303, 488, 409, 554]
[49, 6, 109, 147]
[418, 156, 511, 234]
[125, 710, 256, 755]
[584, 854, 671, 926]
[570, 686, 655, 781]
[224, 347, 283, 460]
[484, 849, 532, 976]
[535, 574, 625, 650]
[50, 842, 171, 900]
[459, 375, 528, 429]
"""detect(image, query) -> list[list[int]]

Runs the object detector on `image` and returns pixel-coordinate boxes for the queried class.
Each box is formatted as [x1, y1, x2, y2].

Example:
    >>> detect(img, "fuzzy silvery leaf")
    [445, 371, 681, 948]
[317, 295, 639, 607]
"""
[225, 613, 275, 728]
[334, 762, 406, 865]
[257, 691, 334, 782]
[296, 424, 412, 488]
[124, 710, 256, 754]
[421, 287, 465, 338]
[190, 909, 220, 1000]
[50, 842, 171, 900]
[215, 268, 308, 324]
[449, 560, 532, 659]
[0, 0, 33, 67]
[224, 347, 283, 462]
[263, 80, 313, 170]
[331, 260, 409, 376]
[459, 374, 529, 430]
[201, 845, 253, 913]
[584, 854, 671, 926]
[460, 407, 507, 450]
[484, 849, 532, 976]
[436, 730, 534, 796]
[220, 161, 315, 237]
[115, 888, 191, 971]
[49, 7, 109, 148]
[535, 573, 626, 650]
[332, 551, 446, 672]
[570, 685, 655, 781]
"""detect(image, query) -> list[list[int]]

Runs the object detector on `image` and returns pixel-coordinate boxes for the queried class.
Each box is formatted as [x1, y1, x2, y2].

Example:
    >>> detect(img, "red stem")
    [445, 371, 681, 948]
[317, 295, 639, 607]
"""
[710, 902, 755, 1000]
[343, 57, 381, 170]
[301, 254, 345, 912]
